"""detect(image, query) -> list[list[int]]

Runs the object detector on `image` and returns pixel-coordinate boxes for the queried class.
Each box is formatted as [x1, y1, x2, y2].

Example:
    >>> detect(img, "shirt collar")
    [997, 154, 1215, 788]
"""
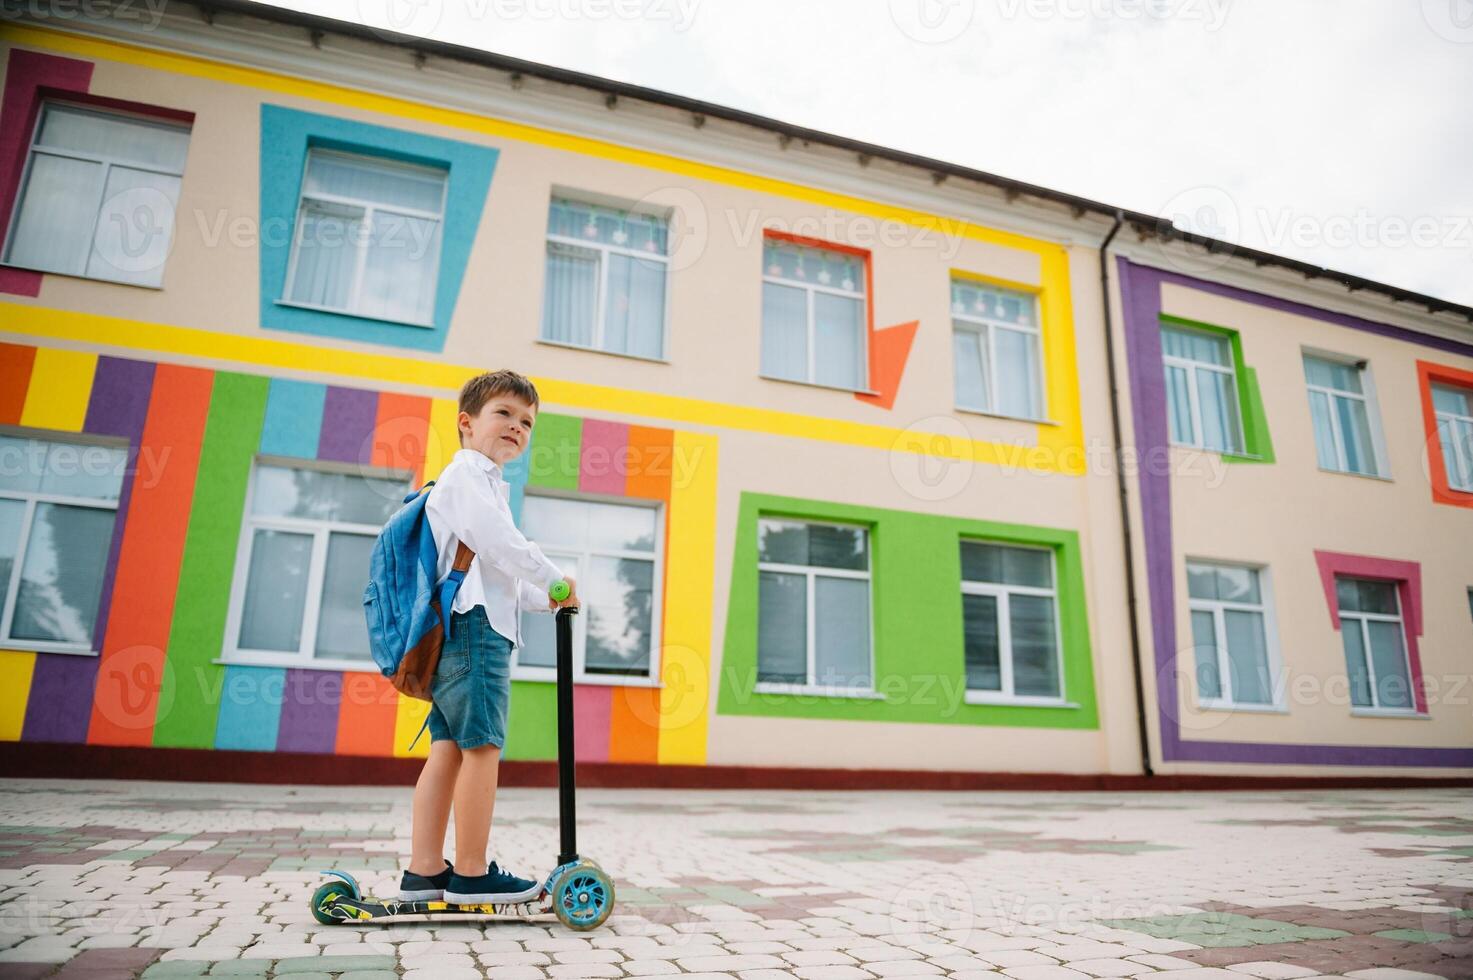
[457, 448, 503, 480]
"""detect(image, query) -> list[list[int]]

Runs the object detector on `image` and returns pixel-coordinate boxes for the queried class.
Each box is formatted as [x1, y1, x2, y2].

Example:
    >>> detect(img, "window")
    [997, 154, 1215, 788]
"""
[541, 197, 669, 359]
[757, 519, 872, 691]
[1186, 561, 1276, 707]
[515, 494, 661, 681]
[2, 102, 190, 287]
[1335, 577, 1415, 711]
[1432, 383, 1473, 493]
[951, 279, 1044, 420]
[1303, 354, 1384, 477]
[0, 433, 127, 653]
[225, 461, 409, 669]
[282, 149, 447, 326]
[1162, 324, 1243, 453]
[961, 541, 1062, 701]
[760, 238, 868, 391]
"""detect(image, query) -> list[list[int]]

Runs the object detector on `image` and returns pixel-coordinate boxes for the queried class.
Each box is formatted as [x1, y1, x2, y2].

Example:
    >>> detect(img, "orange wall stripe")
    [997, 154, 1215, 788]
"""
[334, 672, 399, 757]
[607, 686, 660, 764]
[0, 344, 36, 423]
[87, 364, 214, 746]
[371, 391, 432, 485]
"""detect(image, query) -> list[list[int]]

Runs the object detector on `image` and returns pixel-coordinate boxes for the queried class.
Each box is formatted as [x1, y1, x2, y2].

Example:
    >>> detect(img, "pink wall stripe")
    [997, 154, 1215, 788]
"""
[1312, 550, 1426, 714]
[0, 49, 94, 297]
[578, 419, 629, 496]
[572, 685, 612, 762]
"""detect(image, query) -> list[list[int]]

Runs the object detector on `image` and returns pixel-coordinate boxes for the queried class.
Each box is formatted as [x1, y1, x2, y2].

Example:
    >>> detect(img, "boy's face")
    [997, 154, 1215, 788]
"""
[459, 394, 537, 467]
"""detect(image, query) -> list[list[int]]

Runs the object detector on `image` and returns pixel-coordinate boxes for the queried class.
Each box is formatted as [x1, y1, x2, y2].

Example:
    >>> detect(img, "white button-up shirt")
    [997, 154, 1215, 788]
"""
[425, 448, 563, 648]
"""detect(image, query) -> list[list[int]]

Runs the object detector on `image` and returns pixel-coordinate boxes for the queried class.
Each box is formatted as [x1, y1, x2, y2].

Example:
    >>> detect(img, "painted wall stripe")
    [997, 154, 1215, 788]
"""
[393, 693, 432, 758]
[84, 356, 157, 649]
[317, 386, 379, 465]
[0, 651, 36, 741]
[608, 686, 660, 764]
[370, 391, 430, 484]
[422, 397, 460, 486]
[625, 425, 674, 502]
[19, 347, 97, 432]
[259, 378, 325, 458]
[213, 664, 284, 752]
[578, 418, 629, 496]
[276, 668, 343, 754]
[334, 672, 398, 756]
[153, 372, 270, 748]
[658, 430, 718, 765]
[572, 685, 611, 762]
[87, 364, 214, 746]
[528, 413, 581, 491]
[0, 343, 35, 422]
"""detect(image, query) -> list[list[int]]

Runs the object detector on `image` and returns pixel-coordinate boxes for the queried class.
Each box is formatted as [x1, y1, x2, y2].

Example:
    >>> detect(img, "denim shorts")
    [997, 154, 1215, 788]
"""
[426, 606, 512, 750]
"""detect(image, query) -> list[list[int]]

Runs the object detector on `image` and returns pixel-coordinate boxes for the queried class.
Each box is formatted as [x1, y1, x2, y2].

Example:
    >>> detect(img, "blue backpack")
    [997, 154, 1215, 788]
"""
[362, 482, 474, 704]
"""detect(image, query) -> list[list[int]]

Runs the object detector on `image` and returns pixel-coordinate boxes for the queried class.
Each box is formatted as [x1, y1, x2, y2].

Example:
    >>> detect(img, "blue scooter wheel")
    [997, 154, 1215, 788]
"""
[310, 880, 353, 925]
[552, 863, 615, 931]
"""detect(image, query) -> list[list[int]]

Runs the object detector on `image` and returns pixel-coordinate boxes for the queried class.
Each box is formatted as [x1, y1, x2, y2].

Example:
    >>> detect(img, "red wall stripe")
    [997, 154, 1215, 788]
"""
[87, 364, 214, 746]
[0, 343, 36, 422]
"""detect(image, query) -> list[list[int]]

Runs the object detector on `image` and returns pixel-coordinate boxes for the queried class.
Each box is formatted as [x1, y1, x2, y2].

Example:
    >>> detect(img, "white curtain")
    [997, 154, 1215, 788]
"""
[813, 293, 863, 389]
[813, 575, 869, 688]
[761, 282, 807, 381]
[542, 242, 598, 346]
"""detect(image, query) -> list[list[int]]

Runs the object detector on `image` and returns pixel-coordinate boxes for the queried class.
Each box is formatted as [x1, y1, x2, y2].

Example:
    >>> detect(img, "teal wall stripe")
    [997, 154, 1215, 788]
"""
[260, 378, 326, 458]
[214, 665, 285, 752]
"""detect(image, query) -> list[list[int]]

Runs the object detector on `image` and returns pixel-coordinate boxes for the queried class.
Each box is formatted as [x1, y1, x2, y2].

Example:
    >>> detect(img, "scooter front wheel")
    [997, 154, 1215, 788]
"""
[552, 862, 615, 931]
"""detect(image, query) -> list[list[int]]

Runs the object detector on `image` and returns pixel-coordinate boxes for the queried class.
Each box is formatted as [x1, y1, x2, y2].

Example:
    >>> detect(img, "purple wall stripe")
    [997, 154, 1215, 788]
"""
[1117, 257, 1473, 767]
[22, 356, 156, 744]
[316, 386, 379, 465]
[578, 418, 629, 496]
[274, 669, 343, 754]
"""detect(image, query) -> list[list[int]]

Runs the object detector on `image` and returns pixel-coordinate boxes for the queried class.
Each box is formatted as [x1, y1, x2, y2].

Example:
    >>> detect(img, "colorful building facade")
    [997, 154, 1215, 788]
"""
[0, 4, 1468, 782]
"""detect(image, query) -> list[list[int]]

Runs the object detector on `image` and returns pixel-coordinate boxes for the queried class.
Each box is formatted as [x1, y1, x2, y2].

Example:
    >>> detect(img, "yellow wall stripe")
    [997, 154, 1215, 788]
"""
[18, 347, 97, 433]
[423, 397, 461, 485]
[393, 694, 433, 759]
[0, 651, 37, 741]
[3, 306, 1071, 471]
[658, 430, 719, 765]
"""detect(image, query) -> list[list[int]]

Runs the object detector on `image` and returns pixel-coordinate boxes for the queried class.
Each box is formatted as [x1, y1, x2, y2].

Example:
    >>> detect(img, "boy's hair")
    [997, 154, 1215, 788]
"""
[458, 370, 539, 444]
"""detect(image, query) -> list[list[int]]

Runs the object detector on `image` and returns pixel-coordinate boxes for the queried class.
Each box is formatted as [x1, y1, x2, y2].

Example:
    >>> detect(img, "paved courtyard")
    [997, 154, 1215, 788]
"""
[0, 780, 1468, 980]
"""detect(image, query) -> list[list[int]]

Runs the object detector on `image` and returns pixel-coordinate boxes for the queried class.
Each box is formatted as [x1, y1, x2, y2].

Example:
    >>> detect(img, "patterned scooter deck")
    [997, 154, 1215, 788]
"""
[316, 892, 549, 922]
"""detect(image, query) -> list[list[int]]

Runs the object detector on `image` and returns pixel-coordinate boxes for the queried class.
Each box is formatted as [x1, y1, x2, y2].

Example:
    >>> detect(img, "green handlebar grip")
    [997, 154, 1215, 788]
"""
[549, 580, 571, 602]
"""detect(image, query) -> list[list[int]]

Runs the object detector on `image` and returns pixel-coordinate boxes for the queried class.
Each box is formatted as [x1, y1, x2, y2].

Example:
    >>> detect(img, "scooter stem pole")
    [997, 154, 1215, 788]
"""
[556, 606, 578, 866]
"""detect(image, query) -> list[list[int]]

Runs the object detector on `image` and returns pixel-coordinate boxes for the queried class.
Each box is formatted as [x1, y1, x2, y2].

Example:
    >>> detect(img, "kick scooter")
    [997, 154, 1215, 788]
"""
[309, 601, 616, 930]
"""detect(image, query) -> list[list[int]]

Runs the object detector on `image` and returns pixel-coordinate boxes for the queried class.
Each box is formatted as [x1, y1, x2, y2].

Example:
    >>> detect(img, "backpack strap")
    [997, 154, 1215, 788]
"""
[438, 540, 476, 642]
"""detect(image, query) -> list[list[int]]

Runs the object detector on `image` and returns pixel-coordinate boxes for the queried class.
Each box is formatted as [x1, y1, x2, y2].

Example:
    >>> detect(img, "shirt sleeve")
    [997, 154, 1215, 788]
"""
[518, 578, 553, 613]
[427, 466, 563, 592]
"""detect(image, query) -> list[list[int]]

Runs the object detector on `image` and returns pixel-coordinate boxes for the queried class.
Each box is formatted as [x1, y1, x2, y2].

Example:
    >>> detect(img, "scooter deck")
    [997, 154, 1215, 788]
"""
[317, 892, 550, 922]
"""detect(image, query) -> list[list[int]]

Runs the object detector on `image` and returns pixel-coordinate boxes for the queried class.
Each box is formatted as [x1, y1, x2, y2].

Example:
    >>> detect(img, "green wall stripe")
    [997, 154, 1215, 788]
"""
[152, 372, 270, 748]
[1159, 314, 1275, 465]
[528, 412, 581, 490]
[716, 492, 1099, 729]
[503, 680, 558, 760]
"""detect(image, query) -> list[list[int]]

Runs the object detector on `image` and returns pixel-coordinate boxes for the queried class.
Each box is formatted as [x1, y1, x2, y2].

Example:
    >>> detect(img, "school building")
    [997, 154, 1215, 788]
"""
[0, 1, 1469, 787]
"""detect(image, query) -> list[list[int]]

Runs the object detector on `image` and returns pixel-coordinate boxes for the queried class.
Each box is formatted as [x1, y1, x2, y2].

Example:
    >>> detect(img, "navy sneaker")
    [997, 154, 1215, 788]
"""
[443, 861, 543, 904]
[398, 859, 453, 901]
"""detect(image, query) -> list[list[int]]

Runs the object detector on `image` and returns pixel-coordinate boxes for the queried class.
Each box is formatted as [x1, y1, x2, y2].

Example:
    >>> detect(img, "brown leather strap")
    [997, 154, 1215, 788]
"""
[452, 540, 474, 572]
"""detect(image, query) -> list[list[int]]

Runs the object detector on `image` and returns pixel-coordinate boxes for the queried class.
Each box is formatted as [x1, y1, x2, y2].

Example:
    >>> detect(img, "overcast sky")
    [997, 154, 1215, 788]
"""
[261, 0, 1473, 309]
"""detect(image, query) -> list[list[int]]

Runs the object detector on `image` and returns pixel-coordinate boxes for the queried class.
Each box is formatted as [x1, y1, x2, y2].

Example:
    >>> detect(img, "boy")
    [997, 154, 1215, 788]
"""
[399, 369, 578, 905]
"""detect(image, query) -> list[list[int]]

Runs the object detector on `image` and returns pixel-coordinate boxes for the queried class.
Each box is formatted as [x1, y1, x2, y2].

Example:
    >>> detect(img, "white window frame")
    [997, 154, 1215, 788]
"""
[1301, 350, 1389, 479]
[959, 541, 1068, 707]
[0, 430, 127, 656]
[539, 193, 672, 363]
[1162, 324, 1245, 454]
[759, 239, 871, 394]
[510, 488, 665, 688]
[278, 148, 449, 328]
[0, 100, 190, 288]
[951, 282, 1047, 422]
[1336, 576, 1420, 715]
[754, 517, 878, 698]
[1185, 560, 1285, 712]
[221, 456, 411, 673]
[1432, 383, 1473, 493]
